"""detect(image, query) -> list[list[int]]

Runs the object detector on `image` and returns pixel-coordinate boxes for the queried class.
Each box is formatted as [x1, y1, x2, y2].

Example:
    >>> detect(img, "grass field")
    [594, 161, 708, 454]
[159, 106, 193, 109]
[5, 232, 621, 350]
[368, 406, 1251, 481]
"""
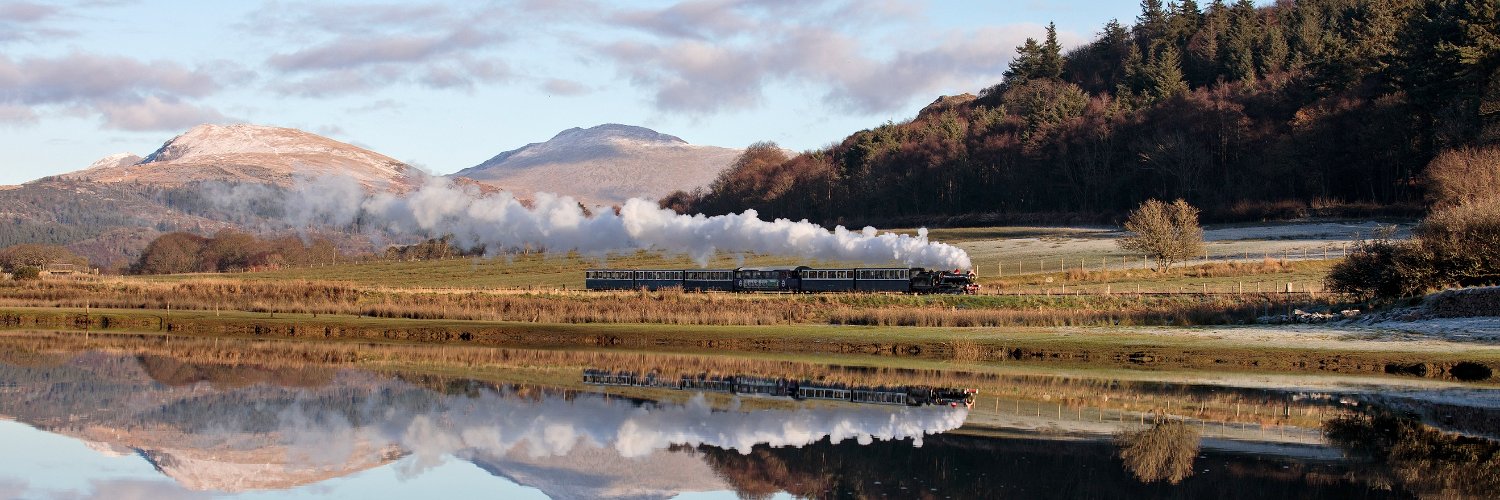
[129, 221, 1392, 293]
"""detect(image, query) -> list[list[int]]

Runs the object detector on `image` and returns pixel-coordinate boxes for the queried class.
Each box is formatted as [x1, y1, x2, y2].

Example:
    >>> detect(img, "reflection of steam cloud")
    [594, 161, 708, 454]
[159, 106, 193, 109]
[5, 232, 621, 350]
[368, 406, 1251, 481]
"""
[275, 389, 968, 475]
[218, 175, 973, 269]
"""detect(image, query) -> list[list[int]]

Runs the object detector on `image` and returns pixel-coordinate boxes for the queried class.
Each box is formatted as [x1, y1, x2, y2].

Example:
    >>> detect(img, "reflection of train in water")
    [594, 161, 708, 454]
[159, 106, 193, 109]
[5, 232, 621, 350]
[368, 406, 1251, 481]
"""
[585, 266, 979, 294]
[582, 369, 978, 408]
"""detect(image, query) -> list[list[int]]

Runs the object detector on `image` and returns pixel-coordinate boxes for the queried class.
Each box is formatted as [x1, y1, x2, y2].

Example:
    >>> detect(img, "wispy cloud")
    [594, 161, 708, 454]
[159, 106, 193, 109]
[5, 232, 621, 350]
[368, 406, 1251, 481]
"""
[0, 0, 69, 43]
[541, 78, 590, 96]
[252, 2, 514, 96]
[592, 0, 1069, 115]
[0, 52, 234, 130]
[95, 95, 232, 131]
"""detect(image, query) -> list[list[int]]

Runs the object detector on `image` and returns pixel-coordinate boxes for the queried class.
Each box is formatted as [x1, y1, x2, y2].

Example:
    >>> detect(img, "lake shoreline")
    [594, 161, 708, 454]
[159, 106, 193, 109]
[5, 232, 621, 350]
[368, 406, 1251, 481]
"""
[4, 305, 1497, 382]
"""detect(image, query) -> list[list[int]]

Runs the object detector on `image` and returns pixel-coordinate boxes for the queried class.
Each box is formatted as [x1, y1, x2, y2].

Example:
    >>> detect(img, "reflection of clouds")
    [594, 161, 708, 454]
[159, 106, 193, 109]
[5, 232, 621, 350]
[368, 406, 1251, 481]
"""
[28, 478, 211, 500]
[274, 389, 968, 474]
[0, 477, 26, 499]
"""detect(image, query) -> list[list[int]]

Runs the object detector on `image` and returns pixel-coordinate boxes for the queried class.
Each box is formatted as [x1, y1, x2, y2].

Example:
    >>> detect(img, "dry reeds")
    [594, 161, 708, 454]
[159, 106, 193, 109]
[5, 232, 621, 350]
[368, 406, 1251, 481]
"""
[0, 277, 1336, 328]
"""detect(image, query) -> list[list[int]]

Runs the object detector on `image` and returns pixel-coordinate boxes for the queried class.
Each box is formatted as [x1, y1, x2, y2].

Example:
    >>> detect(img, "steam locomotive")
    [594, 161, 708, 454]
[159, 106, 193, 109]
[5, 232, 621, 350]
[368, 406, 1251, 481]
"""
[584, 266, 979, 294]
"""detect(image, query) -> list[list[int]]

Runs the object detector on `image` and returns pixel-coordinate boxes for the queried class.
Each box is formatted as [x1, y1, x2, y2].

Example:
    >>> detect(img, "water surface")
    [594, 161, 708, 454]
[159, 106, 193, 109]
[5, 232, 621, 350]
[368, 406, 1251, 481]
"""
[1, 331, 1495, 499]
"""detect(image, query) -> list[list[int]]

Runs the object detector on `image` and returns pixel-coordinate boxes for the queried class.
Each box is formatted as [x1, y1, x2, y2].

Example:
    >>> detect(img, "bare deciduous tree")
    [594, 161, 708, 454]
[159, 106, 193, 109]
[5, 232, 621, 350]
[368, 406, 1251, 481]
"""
[1118, 198, 1205, 272]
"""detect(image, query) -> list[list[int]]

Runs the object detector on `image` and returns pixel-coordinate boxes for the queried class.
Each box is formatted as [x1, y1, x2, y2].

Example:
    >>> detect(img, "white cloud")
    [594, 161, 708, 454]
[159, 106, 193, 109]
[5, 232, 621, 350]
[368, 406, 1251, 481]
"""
[592, 0, 1079, 115]
[95, 95, 232, 131]
[253, 3, 514, 96]
[0, 52, 231, 131]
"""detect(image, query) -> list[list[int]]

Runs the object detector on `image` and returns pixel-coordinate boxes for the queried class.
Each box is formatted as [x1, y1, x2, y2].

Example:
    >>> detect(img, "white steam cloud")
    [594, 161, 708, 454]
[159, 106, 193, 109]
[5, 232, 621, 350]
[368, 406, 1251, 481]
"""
[271, 175, 974, 270]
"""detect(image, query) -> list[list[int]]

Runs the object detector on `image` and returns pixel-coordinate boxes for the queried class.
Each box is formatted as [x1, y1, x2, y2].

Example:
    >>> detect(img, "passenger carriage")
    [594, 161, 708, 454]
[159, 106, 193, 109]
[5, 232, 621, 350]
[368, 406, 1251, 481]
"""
[584, 269, 635, 290]
[732, 376, 795, 396]
[634, 270, 684, 291]
[850, 387, 911, 406]
[679, 374, 736, 393]
[854, 268, 912, 292]
[799, 268, 856, 292]
[796, 383, 852, 402]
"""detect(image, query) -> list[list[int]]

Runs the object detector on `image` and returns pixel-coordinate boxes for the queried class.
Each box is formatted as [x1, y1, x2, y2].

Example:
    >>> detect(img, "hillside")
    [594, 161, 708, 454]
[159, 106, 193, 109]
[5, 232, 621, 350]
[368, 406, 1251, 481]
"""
[674, 0, 1499, 225]
[452, 124, 741, 205]
[0, 124, 427, 267]
[64, 124, 419, 191]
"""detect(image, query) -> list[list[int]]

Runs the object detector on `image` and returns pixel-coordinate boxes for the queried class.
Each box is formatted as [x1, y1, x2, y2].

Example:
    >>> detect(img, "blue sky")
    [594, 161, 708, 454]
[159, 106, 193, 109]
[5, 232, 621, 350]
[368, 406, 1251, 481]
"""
[0, 0, 1147, 185]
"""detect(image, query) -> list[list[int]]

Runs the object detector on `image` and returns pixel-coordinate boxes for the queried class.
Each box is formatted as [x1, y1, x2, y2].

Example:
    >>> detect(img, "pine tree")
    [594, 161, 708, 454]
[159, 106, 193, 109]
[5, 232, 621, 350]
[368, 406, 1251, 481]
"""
[1040, 22, 1065, 79]
[1188, 0, 1228, 84]
[1259, 24, 1289, 75]
[1002, 37, 1046, 89]
[1117, 42, 1149, 107]
[1169, 0, 1203, 48]
[1148, 45, 1190, 101]
[1223, 0, 1260, 83]
[1136, 0, 1170, 50]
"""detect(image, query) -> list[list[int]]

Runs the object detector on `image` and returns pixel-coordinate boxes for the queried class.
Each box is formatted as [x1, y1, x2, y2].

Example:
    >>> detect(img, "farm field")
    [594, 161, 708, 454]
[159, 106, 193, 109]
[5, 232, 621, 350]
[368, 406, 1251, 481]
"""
[137, 220, 1408, 293]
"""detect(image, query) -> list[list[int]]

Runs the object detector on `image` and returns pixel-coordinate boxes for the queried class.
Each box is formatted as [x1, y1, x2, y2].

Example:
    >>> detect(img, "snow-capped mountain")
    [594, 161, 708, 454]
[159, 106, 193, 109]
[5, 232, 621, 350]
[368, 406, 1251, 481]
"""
[452, 124, 741, 206]
[67, 124, 418, 190]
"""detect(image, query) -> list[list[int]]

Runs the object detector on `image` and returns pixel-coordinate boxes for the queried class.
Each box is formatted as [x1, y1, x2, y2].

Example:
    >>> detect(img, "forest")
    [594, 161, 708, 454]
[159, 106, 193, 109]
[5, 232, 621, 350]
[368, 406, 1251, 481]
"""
[667, 0, 1500, 224]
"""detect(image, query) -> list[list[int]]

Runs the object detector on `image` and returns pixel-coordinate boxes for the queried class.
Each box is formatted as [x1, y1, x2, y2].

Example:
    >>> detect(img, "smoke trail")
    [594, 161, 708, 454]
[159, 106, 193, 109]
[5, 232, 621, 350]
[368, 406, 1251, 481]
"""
[295, 176, 973, 270]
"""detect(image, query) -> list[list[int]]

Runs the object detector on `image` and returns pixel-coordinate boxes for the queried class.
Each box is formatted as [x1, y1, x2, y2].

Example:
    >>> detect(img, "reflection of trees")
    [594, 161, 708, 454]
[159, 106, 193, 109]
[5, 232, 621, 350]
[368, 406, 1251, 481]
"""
[1325, 413, 1500, 498]
[137, 355, 334, 389]
[1115, 419, 1201, 484]
[696, 433, 1396, 500]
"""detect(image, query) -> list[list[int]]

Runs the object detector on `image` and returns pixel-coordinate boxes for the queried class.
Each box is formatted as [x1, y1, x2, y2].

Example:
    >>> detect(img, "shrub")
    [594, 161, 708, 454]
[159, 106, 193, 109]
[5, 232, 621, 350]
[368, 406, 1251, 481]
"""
[1324, 239, 1434, 300]
[1425, 146, 1500, 208]
[1416, 198, 1500, 287]
[1326, 199, 1500, 299]
[0, 244, 88, 270]
[12, 266, 41, 281]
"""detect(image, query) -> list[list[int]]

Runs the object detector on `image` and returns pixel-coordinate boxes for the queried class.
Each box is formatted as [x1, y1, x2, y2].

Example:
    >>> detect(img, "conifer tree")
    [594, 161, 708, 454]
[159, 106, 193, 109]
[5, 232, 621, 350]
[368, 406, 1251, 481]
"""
[1040, 22, 1065, 80]
[1136, 0, 1169, 50]
[1169, 0, 1203, 48]
[1188, 0, 1228, 84]
[1001, 37, 1046, 90]
[1259, 25, 1289, 75]
[1223, 0, 1260, 83]
[1147, 45, 1190, 101]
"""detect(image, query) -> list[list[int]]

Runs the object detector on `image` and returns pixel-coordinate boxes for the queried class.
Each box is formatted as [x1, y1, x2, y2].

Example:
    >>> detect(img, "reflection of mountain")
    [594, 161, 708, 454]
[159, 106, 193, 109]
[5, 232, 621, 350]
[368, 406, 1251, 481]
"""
[470, 447, 728, 500]
[0, 351, 964, 496]
[3, 338, 1487, 499]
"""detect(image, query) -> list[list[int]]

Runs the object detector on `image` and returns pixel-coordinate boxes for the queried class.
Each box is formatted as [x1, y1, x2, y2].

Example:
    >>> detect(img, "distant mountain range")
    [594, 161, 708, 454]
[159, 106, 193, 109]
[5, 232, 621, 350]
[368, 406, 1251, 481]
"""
[0, 123, 741, 267]
[454, 123, 741, 205]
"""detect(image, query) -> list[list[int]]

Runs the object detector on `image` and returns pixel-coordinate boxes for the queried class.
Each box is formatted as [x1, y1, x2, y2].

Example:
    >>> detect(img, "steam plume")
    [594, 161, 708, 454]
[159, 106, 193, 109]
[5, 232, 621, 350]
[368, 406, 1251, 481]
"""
[292, 176, 973, 270]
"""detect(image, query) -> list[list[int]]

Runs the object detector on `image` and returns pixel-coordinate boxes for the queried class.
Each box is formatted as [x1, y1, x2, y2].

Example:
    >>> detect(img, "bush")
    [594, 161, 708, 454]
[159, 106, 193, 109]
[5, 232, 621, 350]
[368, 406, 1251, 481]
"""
[1324, 239, 1435, 300]
[1425, 146, 1500, 208]
[0, 244, 88, 270]
[12, 266, 41, 281]
[1416, 198, 1500, 287]
[1326, 199, 1500, 299]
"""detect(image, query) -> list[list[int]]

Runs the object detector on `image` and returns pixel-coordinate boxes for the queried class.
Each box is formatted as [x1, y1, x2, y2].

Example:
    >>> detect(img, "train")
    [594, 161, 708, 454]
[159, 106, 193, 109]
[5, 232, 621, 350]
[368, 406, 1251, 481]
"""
[585, 266, 979, 294]
[582, 369, 978, 408]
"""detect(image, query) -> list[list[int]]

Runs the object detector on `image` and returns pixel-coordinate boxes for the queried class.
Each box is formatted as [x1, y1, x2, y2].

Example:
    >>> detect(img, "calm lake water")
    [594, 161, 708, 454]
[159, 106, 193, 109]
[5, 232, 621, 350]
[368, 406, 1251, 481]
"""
[0, 331, 1497, 499]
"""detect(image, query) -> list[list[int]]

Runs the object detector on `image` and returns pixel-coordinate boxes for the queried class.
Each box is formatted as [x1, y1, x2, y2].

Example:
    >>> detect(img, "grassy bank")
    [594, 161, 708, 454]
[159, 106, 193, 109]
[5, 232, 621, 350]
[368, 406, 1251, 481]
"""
[0, 276, 1345, 328]
[5, 306, 1497, 382]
